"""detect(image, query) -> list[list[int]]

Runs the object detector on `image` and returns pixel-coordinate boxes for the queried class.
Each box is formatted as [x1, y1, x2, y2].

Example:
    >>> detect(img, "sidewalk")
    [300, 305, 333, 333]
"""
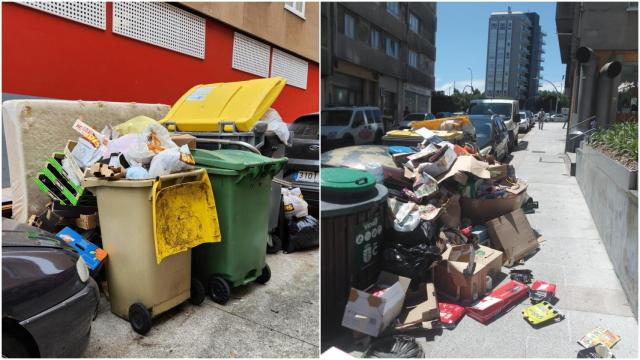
[410, 122, 638, 357]
[85, 250, 318, 358]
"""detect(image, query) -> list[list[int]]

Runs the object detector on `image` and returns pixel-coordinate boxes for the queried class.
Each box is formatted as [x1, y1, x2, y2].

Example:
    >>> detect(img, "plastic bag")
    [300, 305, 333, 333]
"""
[107, 133, 138, 156]
[261, 108, 290, 145]
[389, 219, 440, 247]
[282, 187, 308, 219]
[114, 115, 159, 135]
[125, 123, 178, 165]
[285, 215, 318, 253]
[147, 145, 195, 178]
[382, 242, 442, 281]
[126, 166, 150, 180]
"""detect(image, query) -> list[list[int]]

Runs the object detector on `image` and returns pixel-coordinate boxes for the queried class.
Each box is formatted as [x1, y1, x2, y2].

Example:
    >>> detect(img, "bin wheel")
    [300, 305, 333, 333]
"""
[255, 264, 271, 284]
[208, 276, 231, 305]
[128, 303, 152, 335]
[190, 279, 206, 306]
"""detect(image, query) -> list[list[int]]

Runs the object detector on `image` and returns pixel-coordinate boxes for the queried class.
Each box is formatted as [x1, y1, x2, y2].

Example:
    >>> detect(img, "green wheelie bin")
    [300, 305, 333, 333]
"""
[192, 149, 287, 304]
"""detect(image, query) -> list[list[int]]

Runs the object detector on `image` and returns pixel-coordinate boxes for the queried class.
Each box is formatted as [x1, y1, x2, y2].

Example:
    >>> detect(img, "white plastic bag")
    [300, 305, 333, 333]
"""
[147, 145, 195, 178]
[125, 123, 178, 165]
[281, 187, 308, 219]
[261, 108, 290, 145]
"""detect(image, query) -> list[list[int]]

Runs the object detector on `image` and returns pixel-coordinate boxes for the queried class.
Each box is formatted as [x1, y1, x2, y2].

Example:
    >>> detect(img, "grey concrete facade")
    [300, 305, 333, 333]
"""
[576, 144, 638, 318]
[321, 2, 436, 124]
[485, 9, 544, 103]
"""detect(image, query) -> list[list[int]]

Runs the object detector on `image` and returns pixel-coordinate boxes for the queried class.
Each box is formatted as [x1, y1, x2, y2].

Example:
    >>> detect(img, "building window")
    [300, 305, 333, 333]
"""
[284, 2, 305, 19]
[409, 13, 420, 33]
[385, 36, 399, 58]
[386, 3, 400, 17]
[408, 50, 418, 68]
[370, 29, 380, 49]
[344, 13, 355, 39]
[628, 2, 638, 10]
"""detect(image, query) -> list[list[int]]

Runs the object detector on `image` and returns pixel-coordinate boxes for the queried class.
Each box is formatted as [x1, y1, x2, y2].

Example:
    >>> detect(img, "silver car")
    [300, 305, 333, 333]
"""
[321, 107, 384, 148]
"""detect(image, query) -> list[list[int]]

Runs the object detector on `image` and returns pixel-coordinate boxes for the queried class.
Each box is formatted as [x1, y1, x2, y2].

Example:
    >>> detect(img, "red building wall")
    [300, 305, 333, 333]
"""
[2, 2, 319, 122]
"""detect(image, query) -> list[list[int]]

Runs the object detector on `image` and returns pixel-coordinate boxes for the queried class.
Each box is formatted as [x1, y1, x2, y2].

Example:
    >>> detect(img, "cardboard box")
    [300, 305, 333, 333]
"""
[396, 281, 439, 330]
[342, 272, 411, 337]
[171, 134, 197, 150]
[486, 208, 539, 266]
[460, 186, 528, 224]
[434, 244, 503, 304]
[75, 213, 98, 230]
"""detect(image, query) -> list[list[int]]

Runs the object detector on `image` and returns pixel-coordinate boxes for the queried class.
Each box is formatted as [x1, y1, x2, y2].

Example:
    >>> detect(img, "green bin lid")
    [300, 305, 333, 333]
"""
[192, 149, 286, 171]
[321, 167, 375, 192]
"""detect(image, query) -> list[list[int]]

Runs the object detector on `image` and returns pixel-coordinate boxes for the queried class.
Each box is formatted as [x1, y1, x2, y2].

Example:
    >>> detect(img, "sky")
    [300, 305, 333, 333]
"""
[435, 1, 565, 94]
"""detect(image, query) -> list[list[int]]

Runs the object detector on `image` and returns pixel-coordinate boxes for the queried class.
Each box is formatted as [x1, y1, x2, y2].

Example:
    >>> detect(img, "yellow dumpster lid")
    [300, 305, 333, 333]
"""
[160, 77, 286, 132]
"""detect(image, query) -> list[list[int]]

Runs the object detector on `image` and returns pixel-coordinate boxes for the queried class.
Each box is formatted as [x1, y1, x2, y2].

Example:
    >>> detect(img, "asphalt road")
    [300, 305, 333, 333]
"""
[84, 249, 319, 358]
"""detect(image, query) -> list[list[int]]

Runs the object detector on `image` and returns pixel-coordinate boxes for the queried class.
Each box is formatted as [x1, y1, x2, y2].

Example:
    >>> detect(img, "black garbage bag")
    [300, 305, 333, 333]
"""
[388, 220, 440, 247]
[382, 242, 442, 282]
[284, 215, 319, 253]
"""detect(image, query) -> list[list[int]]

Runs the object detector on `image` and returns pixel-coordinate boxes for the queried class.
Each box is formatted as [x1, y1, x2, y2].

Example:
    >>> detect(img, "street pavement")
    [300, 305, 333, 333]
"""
[350, 122, 638, 358]
[84, 249, 318, 358]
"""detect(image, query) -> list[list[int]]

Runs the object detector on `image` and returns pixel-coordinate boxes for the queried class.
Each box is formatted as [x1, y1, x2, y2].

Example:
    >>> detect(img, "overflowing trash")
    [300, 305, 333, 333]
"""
[320, 115, 624, 357]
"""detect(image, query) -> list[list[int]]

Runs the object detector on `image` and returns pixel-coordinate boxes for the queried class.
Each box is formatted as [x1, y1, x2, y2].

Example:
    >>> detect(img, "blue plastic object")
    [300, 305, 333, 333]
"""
[56, 227, 107, 273]
[388, 146, 415, 155]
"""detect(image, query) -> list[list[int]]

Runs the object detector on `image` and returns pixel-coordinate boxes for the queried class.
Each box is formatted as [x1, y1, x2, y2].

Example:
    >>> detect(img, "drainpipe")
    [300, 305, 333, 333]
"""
[574, 46, 597, 132]
[595, 61, 622, 129]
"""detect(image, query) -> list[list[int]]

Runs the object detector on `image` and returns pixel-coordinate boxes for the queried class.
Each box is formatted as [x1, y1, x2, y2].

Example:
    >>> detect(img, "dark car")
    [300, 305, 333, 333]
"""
[397, 112, 436, 129]
[2, 219, 99, 357]
[436, 112, 453, 119]
[284, 113, 319, 218]
[469, 115, 509, 161]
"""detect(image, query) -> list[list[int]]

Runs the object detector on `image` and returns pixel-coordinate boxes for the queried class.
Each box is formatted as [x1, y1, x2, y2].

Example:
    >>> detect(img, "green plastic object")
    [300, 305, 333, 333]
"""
[34, 152, 84, 205]
[192, 149, 287, 289]
[320, 167, 375, 192]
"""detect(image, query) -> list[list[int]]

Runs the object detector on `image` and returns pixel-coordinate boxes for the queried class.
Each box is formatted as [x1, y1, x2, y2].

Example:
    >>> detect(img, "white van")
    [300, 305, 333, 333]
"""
[469, 99, 521, 151]
[321, 107, 385, 146]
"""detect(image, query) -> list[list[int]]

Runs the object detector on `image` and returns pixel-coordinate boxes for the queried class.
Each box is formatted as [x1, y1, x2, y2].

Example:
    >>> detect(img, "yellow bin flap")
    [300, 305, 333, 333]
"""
[410, 116, 472, 130]
[152, 170, 221, 264]
[385, 129, 464, 141]
[160, 77, 286, 132]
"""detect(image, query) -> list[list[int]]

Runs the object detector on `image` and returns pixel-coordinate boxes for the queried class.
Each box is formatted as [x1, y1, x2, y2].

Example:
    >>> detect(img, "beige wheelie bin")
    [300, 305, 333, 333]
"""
[84, 168, 220, 335]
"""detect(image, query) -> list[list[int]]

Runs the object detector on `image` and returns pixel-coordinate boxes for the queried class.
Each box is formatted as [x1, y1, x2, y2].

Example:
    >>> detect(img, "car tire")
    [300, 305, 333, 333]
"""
[255, 264, 271, 284]
[128, 303, 152, 335]
[189, 279, 206, 306]
[208, 276, 231, 305]
[2, 332, 33, 358]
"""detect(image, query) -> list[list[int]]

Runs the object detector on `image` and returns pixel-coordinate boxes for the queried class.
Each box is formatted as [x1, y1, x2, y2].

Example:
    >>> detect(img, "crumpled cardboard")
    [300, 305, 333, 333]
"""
[434, 244, 503, 304]
[342, 272, 411, 337]
[486, 208, 540, 266]
[437, 155, 495, 184]
[395, 281, 440, 330]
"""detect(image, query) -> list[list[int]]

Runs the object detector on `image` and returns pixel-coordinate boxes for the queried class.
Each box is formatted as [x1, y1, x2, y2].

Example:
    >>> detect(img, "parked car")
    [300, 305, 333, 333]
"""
[321, 107, 384, 149]
[284, 113, 319, 219]
[397, 112, 436, 129]
[435, 112, 453, 119]
[469, 115, 509, 161]
[2, 218, 99, 357]
[551, 114, 567, 122]
[526, 110, 536, 126]
[518, 111, 532, 132]
[469, 99, 520, 151]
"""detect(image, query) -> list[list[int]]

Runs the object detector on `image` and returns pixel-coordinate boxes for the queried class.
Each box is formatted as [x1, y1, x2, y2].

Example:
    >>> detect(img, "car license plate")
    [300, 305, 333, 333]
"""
[295, 171, 319, 183]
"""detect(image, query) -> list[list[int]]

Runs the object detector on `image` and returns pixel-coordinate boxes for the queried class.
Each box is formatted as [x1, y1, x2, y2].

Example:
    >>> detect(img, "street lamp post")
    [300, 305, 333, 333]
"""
[467, 67, 473, 92]
[535, 77, 561, 114]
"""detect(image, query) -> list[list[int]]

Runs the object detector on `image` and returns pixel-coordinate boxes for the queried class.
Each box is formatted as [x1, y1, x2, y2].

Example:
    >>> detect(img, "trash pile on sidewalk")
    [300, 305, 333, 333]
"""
[319, 117, 628, 358]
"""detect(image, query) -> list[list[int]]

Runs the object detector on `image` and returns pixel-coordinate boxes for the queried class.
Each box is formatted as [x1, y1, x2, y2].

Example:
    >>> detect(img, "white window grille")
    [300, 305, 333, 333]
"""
[232, 32, 271, 77]
[21, 1, 106, 30]
[112, 2, 205, 59]
[271, 49, 308, 89]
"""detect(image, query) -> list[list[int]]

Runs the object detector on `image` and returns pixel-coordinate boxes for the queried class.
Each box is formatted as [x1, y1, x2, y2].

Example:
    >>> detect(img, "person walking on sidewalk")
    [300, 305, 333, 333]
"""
[537, 110, 544, 130]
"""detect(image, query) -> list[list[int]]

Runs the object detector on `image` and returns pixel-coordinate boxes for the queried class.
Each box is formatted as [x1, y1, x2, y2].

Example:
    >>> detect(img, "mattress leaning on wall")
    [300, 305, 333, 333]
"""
[2, 99, 171, 222]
